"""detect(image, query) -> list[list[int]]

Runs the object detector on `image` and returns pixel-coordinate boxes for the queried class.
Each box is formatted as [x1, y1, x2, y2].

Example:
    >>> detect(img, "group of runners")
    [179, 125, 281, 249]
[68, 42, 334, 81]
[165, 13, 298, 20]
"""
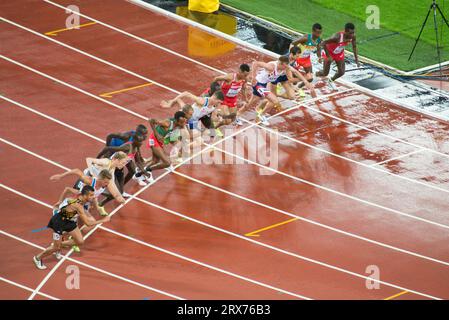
[33, 22, 359, 270]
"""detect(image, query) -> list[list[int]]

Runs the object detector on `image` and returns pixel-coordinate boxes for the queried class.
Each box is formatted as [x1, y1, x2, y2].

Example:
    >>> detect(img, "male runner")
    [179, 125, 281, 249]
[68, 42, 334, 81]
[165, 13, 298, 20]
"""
[33, 186, 110, 270]
[316, 22, 360, 90]
[291, 23, 323, 86]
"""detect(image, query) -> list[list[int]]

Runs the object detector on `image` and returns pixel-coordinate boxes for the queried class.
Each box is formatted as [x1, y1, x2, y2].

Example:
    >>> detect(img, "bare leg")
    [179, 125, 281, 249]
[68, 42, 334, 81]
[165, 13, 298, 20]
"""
[332, 60, 346, 81]
[316, 59, 332, 78]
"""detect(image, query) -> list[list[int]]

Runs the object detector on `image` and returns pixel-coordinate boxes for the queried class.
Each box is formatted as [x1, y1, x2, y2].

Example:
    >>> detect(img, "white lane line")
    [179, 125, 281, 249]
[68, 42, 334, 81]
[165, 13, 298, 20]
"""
[1, 55, 147, 120]
[206, 143, 449, 231]
[240, 118, 449, 194]
[128, 0, 449, 151]
[0, 183, 310, 300]
[1, 137, 448, 301]
[370, 149, 426, 167]
[0, 276, 59, 300]
[44, 0, 226, 76]
[0, 17, 181, 95]
[6, 52, 445, 195]
[0, 230, 184, 300]
[3, 92, 449, 263]
[6, 12, 446, 165]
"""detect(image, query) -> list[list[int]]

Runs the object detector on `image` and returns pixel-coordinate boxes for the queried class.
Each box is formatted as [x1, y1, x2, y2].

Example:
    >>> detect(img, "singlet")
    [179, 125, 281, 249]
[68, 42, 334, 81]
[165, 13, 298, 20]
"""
[57, 198, 82, 222]
[77, 177, 106, 198]
[221, 73, 245, 98]
[298, 34, 321, 58]
[109, 130, 135, 147]
[326, 32, 350, 55]
[87, 159, 114, 178]
[191, 97, 215, 121]
[255, 61, 286, 84]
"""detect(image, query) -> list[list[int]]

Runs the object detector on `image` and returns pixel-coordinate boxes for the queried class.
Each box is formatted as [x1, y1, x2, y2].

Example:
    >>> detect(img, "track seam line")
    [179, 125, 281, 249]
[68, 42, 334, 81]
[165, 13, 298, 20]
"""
[0, 275, 59, 300]
[2, 140, 447, 299]
[45, 0, 449, 148]
[0, 229, 184, 300]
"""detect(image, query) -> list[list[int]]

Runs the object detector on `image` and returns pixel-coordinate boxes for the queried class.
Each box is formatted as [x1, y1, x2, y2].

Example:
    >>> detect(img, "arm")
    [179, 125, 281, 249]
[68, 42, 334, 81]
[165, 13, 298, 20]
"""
[213, 74, 233, 83]
[50, 168, 84, 182]
[107, 179, 126, 204]
[77, 204, 110, 227]
[52, 187, 79, 209]
[288, 67, 316, 97]
[97, 144, 129, 159]
[291, 35, 307, 48]
[320, 33, 340, 61]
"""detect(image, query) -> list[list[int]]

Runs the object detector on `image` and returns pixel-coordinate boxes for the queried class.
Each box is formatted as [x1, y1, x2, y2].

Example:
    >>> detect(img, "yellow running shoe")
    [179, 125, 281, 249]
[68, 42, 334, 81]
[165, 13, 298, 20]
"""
[215, 128, 223, 137]
[72, 245, 80, 253]
[98, 206, 109, 216]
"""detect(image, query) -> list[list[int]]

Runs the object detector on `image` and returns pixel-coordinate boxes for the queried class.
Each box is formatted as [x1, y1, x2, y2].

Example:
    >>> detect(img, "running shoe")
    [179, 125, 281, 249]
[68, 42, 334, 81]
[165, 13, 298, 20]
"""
[258, 114, 270, 126]
[132, 174, 148, 187]
[144, 172, 154, 183]
[72, 245, 81, 253]
[98, 206, 109, 216]
[234, 117, 243, 126]
[327, 78, 337, 91]
[215, 128, 224, 137]
[33, 256, 47, 270]
[122, 192, 132, 198]
[296, 88, 306, 98]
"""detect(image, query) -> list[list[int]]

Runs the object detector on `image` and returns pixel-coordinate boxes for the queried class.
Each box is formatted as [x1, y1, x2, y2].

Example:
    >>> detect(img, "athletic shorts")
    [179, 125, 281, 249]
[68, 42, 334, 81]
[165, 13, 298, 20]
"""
[295, 57, 312, 69]
[252, 82, 271, 97]
[47, 213, 77, 240]
[223, 97, 238, 108]
[148, 132, 163, 148]
[188, 115, 213, 130]
[322, 50, 345, 62]
[271, 75, 288, 84]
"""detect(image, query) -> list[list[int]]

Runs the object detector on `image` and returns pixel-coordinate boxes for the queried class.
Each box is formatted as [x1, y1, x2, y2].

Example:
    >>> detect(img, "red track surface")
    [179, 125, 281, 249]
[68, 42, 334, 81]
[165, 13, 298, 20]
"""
[1, 0, 449, 300]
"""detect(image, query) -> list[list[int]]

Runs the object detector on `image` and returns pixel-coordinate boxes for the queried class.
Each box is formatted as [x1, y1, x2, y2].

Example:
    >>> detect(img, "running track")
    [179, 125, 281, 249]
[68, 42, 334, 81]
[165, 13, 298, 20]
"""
[1, 0, 449, 300]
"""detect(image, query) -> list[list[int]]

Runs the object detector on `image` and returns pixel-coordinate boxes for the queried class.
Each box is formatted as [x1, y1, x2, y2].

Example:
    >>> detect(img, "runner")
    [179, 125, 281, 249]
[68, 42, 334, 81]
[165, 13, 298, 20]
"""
[316, 22, 360, 90]
[237, 56, 291, 126]
[290, 23, 323, 88]
[140, 111, 188, 175]
[161, 91, 225, 138]
[33, 185, 110, 270]
[105, 124, 148, 148]
[96, 134, 151, 204]
[50, 168, 114, 216]
[212, 64, 251, 126]
[270, 46, 317, 100]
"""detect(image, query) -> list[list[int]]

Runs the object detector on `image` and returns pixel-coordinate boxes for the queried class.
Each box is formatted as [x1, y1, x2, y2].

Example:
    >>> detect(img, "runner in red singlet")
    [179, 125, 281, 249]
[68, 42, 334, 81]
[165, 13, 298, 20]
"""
[316, 23, 360, 90]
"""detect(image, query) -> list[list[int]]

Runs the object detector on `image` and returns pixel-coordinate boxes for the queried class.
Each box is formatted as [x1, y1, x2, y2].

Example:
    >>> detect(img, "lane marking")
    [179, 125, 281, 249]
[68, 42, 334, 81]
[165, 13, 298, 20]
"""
[0, 276, 58, 300]
[240, 118, 449, 195]
[0, 179, 441, 300]
[245, 218, 299, 237]
[99, 82, 153, 98]
[1, 55, 148, 120]
[44, 21, 97, 36]
[0, 183, 310, 299]
[0, 230, 184, 300]
[3, 96, 449, 268]
[384, 290, 409, 300]
[1, 17, 181, 95]
[207, 143, 449, 231]
[370, 149, 426, 167]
